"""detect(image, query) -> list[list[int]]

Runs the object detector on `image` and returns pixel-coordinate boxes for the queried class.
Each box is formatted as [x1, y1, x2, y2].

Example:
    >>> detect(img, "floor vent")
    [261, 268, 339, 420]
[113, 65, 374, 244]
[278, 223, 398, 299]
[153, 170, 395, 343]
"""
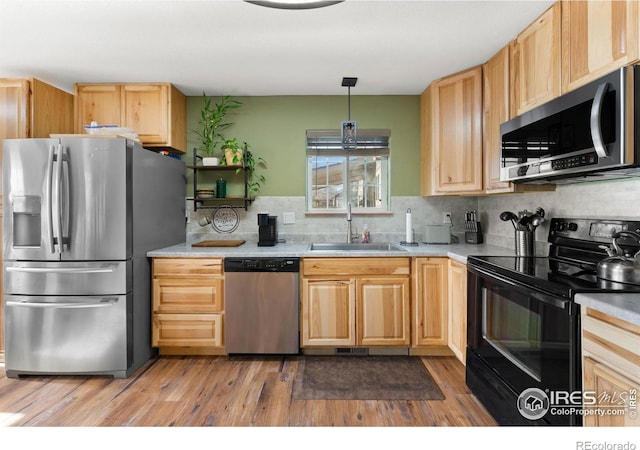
[335, 348, 369, 356]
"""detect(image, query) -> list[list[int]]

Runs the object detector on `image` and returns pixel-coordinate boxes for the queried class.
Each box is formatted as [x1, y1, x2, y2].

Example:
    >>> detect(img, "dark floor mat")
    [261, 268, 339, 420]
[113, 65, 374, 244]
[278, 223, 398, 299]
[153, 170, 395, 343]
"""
[292, 355, 445, 400]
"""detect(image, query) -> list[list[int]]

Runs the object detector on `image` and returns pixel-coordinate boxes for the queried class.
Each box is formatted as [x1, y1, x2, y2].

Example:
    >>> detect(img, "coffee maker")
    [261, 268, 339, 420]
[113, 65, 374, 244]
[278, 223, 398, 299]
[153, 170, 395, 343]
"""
[257, 213, 277, 247]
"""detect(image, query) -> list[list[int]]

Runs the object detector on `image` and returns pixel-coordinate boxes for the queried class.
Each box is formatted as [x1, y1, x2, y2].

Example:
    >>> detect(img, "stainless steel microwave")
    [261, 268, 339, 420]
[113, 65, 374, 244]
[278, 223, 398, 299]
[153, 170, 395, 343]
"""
[500, 65, 640, 184]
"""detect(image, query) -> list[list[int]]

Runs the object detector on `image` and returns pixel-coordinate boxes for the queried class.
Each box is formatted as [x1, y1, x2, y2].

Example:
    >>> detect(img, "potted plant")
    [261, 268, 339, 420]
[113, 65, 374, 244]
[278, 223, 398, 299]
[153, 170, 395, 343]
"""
[195, 93, 242, 165]
[221, 138, 244, 166]
[245, 146, 267, 197]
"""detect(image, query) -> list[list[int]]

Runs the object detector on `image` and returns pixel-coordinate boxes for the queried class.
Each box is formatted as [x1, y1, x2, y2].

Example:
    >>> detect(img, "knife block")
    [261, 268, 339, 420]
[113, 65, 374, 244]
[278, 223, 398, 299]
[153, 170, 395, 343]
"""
[465, 222, 483, 244]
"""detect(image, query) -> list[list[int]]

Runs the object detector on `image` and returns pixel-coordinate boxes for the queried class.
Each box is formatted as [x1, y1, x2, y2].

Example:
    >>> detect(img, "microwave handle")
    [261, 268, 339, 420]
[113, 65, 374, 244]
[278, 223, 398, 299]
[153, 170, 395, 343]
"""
[590, 82, 609, 159]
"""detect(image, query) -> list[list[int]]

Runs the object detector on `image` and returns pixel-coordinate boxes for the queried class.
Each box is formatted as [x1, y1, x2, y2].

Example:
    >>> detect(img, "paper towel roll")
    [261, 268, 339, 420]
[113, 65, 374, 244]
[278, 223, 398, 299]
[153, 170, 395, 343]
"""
[406, 209, 412, 243]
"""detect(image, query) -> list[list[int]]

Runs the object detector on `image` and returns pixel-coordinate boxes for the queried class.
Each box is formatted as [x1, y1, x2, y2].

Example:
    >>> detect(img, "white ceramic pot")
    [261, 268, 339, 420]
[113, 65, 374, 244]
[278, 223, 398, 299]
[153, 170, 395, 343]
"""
[202, 157, 219, 166]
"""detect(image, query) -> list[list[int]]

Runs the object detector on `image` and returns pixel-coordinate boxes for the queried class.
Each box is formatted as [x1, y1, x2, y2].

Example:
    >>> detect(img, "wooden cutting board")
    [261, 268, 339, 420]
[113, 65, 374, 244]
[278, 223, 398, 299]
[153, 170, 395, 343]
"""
[192, 239, 246, 247]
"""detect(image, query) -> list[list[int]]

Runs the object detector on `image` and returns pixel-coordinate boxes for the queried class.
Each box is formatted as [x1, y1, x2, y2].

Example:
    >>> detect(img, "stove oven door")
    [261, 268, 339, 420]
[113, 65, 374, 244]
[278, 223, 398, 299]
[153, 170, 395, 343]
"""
[466, 264, 581, 426]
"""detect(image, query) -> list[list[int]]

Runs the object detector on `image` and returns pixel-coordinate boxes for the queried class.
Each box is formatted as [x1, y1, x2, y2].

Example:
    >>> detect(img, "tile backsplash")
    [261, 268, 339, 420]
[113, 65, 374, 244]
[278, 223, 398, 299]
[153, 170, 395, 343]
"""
[186, 177, 640, 253]
[187, 196, 477, 245]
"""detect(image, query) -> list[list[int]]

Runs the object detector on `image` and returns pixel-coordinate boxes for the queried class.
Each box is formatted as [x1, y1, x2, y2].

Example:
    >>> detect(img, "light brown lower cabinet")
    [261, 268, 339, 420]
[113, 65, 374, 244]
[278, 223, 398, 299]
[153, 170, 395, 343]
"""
[301, 258, 410, 348]
[447, 259, 467, 365]
[151, 258, 225, 355]
[411, 257, 449, 352]
[581, 307, 640, 427]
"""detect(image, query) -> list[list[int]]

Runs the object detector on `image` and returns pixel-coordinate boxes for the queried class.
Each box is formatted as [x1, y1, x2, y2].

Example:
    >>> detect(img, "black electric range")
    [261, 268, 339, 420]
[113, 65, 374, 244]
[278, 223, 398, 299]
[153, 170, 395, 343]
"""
[465, 217, 640, 426]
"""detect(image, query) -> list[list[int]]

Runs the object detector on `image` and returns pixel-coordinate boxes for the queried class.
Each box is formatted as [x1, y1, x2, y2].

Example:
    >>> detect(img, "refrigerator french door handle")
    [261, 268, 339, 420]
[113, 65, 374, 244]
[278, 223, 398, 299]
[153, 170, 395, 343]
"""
[46, 145, 56, 254]
[53, 144, 65, 254]
[6, 298, 118, 309]
[61, 147, 70, 248]
[6, 266, 116, 274]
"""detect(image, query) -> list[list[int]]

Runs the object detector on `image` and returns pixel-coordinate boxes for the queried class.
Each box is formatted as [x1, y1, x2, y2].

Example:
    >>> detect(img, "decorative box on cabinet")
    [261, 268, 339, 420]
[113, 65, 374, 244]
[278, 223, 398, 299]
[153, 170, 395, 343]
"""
[581, 307, 640, 427]
[510, 2, 561, 116]
[301, 257, 410, 349]
[74, 83, 187, 153]
[561, 0, 639, 94]
[421, 65, 483, 196]
[152, 258, 225, 355]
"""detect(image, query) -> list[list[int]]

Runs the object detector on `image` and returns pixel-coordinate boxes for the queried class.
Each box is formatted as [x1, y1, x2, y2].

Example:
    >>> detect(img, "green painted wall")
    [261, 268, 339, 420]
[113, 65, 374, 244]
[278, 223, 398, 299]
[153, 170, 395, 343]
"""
[185, 95, 420, 197]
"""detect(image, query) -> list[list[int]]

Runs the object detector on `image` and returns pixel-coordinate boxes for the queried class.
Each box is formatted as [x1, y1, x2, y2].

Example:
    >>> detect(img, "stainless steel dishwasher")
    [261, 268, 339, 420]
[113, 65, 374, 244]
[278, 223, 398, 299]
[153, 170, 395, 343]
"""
[224, 257, 300, 354]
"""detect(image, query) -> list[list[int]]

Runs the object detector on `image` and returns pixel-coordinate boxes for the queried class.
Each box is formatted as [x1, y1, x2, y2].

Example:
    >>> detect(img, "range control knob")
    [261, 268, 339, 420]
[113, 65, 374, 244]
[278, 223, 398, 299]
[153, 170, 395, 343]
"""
[568, 223, 578, 232]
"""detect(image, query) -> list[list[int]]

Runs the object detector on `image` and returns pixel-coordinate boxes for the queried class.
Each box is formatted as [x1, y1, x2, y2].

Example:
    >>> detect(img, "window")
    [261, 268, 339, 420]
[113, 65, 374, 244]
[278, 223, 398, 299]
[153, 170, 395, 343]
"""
[306, 129, 390, 213]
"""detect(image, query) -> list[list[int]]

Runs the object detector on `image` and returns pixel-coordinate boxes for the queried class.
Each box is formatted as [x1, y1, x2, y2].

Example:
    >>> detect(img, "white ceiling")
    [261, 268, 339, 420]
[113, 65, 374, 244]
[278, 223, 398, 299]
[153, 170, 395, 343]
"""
[0, 0, 555, 96]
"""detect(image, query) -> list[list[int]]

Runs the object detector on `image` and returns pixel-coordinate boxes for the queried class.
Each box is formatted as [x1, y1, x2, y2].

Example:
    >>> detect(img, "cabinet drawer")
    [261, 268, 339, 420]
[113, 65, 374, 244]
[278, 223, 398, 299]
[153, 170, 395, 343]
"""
[153, 278, 223, 313]
[152, 313, 223, 348]
[582, 308, 640, 384]
[153, 258, 223, 277]
[303, 257, 410, 276]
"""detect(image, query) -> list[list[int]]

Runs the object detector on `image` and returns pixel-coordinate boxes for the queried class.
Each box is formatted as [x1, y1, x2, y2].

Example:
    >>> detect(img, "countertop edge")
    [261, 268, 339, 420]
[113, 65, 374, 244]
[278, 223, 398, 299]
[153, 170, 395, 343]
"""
[575, 293, 640, 327]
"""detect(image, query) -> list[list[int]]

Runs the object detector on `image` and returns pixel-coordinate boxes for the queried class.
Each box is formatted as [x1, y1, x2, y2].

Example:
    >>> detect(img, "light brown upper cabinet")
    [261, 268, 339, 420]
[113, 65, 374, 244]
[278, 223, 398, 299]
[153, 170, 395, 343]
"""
[483, 47, 555, 194]
[74, 83, 187, 153]
[510, 2, 561, 116]
[561, 0, 639, 94]
[421, 65, 483, 196]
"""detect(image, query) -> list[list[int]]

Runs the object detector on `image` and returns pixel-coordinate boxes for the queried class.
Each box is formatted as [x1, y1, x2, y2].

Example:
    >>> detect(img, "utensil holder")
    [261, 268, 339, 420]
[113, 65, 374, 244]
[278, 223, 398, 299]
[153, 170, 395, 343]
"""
[515, 230, 534, 256]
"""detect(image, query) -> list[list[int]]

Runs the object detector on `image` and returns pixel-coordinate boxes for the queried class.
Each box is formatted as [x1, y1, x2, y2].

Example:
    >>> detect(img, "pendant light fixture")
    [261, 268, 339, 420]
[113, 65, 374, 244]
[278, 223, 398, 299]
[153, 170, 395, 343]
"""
[341, 77, 357, 149]
[245, 1, 343, 10]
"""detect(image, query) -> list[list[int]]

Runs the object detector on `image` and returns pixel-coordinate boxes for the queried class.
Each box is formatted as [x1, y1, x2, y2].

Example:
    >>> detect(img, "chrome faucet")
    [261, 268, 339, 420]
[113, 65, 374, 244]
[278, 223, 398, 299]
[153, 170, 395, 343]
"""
[346, 202, 353, 243]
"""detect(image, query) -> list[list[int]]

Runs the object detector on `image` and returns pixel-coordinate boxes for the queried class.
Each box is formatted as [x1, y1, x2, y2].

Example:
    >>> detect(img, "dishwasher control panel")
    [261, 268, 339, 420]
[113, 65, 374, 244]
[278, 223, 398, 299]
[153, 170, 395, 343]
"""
[224, 257, 300, 272]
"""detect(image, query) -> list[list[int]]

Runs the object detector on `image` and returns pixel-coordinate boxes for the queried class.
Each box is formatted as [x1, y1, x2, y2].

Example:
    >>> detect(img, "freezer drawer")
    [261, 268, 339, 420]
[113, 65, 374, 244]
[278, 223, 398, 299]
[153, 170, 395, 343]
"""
[4, 260, 130, 296]
[4, 294, 132, 378]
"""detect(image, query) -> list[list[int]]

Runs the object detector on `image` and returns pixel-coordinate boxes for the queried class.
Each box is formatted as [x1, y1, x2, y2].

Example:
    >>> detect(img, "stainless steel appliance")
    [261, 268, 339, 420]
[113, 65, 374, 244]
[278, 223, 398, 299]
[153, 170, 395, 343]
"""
[500, 65, 640, 184]
[224, 257, 299, 354]
[3, 137, 185, 378]
[466, 217, 640, 426]
[257, 213, 278, 247]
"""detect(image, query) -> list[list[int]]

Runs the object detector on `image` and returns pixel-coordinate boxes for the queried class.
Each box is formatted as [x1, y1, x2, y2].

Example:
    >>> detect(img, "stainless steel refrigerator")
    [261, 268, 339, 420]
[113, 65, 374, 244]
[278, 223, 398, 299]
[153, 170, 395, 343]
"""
[3, 137, 185, 378]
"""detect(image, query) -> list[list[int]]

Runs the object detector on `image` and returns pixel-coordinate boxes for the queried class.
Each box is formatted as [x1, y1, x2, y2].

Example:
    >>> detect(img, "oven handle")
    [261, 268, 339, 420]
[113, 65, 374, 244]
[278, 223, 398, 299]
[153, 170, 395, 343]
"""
[468, 264, 571, 312]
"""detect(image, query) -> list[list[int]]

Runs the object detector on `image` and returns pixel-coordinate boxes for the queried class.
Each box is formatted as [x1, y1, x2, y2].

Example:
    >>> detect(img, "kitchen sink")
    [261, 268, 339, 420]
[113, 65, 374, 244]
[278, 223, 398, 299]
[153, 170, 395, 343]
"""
[309, 242, 407, 252]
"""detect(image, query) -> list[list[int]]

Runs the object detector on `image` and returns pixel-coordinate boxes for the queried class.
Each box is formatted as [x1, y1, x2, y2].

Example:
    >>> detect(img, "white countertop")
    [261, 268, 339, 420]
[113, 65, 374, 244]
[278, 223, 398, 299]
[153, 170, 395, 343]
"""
[575, 293, 640, 327]
[147, 241, 517, 262]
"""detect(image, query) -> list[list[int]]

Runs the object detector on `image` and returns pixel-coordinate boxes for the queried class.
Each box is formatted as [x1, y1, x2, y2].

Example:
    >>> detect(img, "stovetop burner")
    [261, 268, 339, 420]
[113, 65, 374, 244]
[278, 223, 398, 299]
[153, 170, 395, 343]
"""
[468, 217, 640, 298]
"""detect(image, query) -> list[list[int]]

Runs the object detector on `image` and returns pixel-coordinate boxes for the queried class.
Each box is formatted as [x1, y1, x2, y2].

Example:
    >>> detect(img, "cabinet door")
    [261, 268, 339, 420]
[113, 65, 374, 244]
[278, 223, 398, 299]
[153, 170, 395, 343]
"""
[0, 79, 30, 141]
[301, 278, 356, 347]
[357, 277, 409, 346]
[448, 260, 467, 364]
[121, 84, 169, 145]
[562, 0, 639, 94]
[412, 258, 448, 347]
[583, 357, 639, 427]
[74, 84, 121, 132]
[431, 66, 483, 194]
[511, 2, 561, 116]
[483, 46, 512, 193]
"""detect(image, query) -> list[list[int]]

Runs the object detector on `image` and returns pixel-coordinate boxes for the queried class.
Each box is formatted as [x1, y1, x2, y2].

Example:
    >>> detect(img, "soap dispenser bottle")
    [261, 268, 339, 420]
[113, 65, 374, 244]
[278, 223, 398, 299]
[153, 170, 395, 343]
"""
[362, 224, 370, 243]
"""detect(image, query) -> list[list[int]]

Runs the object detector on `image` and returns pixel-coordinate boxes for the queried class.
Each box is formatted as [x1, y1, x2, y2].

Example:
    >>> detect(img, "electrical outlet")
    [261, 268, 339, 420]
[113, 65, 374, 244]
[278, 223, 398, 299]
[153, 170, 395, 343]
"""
[442, 212, 452, 224]
[283, 212, 295, 224]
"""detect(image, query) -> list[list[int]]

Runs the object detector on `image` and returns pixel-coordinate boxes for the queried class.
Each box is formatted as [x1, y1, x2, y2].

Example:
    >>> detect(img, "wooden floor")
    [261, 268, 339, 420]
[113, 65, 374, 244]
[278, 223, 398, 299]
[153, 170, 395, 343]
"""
[0, 355, 496, 426]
